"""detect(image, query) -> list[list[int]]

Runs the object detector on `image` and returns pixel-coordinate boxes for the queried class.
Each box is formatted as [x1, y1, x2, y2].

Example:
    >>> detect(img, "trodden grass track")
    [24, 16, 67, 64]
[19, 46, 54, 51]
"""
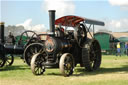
[0, 55, 128, 85]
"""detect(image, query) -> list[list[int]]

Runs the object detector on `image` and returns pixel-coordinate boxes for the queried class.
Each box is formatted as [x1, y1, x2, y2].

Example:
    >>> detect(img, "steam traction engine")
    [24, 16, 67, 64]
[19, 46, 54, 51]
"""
[0, 22, 41, 67]
[24, 10, 105, 76]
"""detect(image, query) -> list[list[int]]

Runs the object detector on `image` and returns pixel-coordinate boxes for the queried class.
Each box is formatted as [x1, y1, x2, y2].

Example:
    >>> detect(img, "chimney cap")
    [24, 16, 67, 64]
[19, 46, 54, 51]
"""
[0, 22, 5, 25]
[49, 10, 56, 12]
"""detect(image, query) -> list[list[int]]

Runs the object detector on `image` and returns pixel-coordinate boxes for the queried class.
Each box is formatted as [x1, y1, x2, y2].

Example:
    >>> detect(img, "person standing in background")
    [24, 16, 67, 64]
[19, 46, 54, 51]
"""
[125, 42, 128, 56]
[116, 42, 121, 56]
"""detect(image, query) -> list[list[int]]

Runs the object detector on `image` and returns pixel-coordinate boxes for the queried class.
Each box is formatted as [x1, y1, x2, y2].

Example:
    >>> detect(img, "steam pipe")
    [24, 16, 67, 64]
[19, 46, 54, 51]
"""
[0, 22, 5, 43]
[49, 10, 55, 36]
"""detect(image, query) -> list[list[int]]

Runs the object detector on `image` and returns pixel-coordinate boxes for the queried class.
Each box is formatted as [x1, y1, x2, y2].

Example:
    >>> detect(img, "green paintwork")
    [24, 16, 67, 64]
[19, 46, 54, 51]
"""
[94, 33, 110, 50]
[15, 35, 28, 45]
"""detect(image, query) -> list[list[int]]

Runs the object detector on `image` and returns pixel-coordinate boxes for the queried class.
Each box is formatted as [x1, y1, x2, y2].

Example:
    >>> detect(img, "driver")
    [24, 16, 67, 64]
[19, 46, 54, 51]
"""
[6, 31, 15, 45]
[55, 25, 65, 37]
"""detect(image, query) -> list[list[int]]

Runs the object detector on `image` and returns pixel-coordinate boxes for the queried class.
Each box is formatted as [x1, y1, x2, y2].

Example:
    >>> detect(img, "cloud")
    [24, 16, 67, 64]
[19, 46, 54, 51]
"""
[95, 18, 128, 32]
[5, 19, 47, 36]
[109, 0, 128, 6]
[43, 0, 75, 17]
[103, 19, 128, 32]
[107, 0, 128, 32]
[16, 19, 47, 32]
[109, 0, 128, 10]
[32, 24, 46, 32]
[16, 19, 32, 30]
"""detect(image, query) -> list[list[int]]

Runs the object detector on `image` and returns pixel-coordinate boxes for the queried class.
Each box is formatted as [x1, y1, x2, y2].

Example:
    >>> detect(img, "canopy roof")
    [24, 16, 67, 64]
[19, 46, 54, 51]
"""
[118, 37, 128, 42]
[55, 15, 105, 27]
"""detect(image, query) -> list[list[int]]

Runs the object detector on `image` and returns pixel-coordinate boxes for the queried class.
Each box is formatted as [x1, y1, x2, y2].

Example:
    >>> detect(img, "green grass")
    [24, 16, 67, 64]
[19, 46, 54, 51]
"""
[0, 55, 128, 85]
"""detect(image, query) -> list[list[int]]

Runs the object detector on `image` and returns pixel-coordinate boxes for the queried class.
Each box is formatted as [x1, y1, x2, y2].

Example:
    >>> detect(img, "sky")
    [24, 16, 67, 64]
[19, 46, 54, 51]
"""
[0, 0, 128, 32]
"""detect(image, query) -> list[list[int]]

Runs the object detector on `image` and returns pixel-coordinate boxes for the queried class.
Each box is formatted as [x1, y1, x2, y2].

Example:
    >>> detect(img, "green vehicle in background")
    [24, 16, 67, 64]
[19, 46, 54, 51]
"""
[94, 32, 119, 55]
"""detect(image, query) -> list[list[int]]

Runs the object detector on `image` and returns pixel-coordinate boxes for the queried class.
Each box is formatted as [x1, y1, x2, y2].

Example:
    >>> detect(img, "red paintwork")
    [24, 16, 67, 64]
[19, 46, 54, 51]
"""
[55, 15, 85, 27]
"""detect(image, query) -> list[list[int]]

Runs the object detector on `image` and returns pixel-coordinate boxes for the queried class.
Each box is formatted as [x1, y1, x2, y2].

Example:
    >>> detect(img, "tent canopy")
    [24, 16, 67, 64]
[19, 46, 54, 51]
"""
[118, 37, 128, 42]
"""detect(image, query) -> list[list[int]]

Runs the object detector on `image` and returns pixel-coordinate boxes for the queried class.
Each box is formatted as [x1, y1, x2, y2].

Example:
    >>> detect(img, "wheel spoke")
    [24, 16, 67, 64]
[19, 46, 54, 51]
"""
[38, 68, 40, 75]
[35, 68, 38, 74]
[6, 60, 11, 64]
[31, 33, 36, 38]
[34, 47, 38, 53]
[5, 55, 14, 66]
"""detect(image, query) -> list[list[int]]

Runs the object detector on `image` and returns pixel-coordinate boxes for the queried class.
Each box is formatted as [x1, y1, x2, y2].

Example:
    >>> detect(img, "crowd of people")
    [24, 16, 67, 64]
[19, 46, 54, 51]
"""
[125, 42, 128, 56]
[116, 42, 128, 56]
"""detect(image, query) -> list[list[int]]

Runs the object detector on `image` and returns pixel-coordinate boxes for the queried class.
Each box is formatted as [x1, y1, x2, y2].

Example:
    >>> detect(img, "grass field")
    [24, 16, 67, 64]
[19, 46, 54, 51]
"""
[0, 55, 128, 85]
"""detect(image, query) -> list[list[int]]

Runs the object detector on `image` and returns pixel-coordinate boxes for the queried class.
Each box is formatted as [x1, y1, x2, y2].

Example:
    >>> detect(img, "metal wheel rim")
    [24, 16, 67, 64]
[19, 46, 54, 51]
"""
[5, 54, 14, 66]
[63, 56, 73, 75]
[60, 53, 74, 77]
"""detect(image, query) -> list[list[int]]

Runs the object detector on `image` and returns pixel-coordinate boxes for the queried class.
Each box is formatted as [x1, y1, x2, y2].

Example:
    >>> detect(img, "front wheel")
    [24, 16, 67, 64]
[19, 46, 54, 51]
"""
[5, 54, 14, 66]
[59, 53, 74, 77]
[0, 55, 6, 67]
[31, 53, 46, 75]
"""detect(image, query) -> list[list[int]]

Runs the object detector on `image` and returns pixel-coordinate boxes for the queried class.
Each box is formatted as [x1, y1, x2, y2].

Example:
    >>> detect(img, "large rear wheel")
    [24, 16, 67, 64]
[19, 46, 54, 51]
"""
[24, 43, 44, 66]
[82, 39, 101, 71]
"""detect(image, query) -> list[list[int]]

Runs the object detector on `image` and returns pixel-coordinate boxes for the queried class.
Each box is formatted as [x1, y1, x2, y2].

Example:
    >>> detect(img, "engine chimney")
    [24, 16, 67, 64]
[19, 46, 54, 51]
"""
[0, 22, 5, 43]
[49, 10, 55, 36]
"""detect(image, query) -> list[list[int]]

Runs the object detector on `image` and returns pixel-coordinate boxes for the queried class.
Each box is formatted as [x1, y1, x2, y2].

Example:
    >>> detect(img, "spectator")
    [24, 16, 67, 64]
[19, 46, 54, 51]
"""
[116, 42, 121, 56]
[125, 42, 128, 56]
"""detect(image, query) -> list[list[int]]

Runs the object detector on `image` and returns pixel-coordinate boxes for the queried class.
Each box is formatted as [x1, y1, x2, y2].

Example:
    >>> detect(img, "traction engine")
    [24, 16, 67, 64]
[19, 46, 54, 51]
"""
[23, 10, 105, 76]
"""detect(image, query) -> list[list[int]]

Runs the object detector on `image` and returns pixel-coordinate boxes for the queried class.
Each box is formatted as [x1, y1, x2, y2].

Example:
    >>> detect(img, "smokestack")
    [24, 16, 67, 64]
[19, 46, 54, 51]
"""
[49, 10, 55, 36]
[0, 22, 5, 43]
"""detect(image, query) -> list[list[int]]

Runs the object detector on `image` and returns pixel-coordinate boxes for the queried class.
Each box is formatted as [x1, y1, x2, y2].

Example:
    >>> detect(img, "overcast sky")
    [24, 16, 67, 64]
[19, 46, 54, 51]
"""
[1, 0, 128, 32]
